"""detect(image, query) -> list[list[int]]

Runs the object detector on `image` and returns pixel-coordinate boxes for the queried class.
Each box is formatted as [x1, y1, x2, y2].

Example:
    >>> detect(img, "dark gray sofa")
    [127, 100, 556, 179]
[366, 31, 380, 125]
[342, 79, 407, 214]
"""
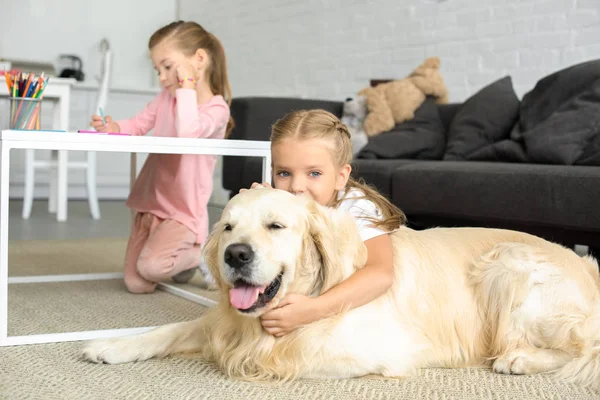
[222, 96, 600, 254]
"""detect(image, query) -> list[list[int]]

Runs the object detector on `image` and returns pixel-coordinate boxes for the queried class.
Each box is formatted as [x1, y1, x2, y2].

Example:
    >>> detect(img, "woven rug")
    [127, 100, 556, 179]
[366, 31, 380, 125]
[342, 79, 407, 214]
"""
[1, 238, 598, 399]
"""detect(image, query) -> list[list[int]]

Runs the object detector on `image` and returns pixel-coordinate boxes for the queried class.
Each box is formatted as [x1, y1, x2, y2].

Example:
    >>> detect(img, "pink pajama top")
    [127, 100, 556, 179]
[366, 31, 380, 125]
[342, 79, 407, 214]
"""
[117, 89, 230, 244]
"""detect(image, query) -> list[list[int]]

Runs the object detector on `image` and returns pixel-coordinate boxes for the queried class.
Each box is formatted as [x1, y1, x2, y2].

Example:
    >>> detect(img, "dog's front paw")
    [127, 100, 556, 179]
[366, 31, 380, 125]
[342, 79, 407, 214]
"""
[82, 337, 148, 364]
[493, 351, 534, 375]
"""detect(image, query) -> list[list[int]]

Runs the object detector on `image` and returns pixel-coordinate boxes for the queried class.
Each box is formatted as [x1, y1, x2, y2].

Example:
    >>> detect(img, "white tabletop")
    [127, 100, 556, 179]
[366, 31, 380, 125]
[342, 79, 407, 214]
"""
[0, 130, 271, 156]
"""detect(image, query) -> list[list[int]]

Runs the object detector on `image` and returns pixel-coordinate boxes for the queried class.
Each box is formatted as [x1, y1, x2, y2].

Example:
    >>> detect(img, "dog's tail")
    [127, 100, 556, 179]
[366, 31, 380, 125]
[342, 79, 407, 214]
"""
[556, 312, 600, 391]
[555, 255, 600, 391]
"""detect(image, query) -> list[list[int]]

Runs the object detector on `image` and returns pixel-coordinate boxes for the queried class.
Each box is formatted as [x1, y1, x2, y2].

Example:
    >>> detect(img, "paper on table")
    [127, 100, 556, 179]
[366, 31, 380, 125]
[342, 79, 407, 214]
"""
[77, 130, 130, 136]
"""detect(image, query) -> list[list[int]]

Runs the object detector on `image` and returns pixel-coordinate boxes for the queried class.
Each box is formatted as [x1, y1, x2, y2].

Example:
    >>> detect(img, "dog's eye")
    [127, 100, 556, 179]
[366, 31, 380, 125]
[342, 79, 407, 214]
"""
[268, 222, 285, 230]
[223, 224, 232, 232]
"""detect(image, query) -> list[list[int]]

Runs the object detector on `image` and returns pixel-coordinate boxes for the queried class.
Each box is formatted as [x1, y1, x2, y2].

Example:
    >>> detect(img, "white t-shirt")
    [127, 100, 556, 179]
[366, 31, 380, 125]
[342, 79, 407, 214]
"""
[336, 189, 387, 242]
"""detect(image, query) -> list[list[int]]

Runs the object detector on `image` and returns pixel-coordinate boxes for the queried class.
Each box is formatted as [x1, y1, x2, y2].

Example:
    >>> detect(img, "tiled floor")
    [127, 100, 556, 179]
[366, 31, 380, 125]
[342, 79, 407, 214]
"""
[8, 199, 224, 241]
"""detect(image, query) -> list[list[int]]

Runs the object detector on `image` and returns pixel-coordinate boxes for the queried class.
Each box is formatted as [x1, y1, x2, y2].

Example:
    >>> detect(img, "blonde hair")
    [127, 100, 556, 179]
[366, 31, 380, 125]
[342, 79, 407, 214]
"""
[270, 109, 406, 232]
[149, 21, 234, 137]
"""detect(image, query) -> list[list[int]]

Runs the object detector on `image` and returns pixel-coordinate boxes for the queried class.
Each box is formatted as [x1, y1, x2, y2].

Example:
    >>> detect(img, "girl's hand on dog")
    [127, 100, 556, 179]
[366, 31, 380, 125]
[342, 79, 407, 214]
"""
[260, 293, 320, 337]
[239, 182, 272, 193]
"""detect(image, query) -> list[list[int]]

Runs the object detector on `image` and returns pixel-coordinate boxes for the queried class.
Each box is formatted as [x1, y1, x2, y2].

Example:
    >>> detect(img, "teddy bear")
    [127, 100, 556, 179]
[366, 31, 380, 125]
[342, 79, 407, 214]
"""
[358, 57, 448, 137]
[340, 95, 369, 156]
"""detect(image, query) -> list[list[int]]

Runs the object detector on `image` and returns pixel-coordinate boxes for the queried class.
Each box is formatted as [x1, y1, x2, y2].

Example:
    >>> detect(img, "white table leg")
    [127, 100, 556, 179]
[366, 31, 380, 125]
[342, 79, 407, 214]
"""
[54, 90, 70, 221]
[0, 142, 11, 345]
[86, 151, 100, 220]
[157, 282, 217, 308]
[130, 153, 137, 191]
[130, 153, 137, 220]
[4, 327, 156, 346]
[56, 150, 68, 221]
[262, 153, 272, 185]
[48, 150, 57, 214]
[21, 149, 35, 219]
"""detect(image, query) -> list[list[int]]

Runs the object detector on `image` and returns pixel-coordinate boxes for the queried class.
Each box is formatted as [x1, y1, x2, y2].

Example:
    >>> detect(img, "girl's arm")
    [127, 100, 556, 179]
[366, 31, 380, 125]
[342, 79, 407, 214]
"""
[174, 90, 229, 139]
[313, 233, 394, 317]
[261, 233, 394, 336]
[116, 92, 163, 136]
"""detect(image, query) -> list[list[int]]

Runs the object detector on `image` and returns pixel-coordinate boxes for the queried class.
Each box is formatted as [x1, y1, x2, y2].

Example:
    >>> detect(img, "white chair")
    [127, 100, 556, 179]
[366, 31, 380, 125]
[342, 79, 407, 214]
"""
[21, 39, 112, 221]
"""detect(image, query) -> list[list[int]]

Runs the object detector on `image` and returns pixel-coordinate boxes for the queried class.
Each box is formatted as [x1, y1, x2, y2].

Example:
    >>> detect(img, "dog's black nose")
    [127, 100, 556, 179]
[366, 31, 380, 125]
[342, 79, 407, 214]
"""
[224, 243, 254, 269]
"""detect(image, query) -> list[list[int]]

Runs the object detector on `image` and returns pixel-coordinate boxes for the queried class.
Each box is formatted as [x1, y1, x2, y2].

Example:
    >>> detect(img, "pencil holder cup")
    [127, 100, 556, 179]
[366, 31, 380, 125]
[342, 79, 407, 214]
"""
[9, 97, 42, 130]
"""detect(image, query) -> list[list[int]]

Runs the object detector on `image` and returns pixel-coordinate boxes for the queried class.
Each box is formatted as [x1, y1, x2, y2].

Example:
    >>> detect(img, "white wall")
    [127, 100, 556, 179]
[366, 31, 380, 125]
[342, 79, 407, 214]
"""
[0, 0, 176, 90]
[180, 0, 600, 102]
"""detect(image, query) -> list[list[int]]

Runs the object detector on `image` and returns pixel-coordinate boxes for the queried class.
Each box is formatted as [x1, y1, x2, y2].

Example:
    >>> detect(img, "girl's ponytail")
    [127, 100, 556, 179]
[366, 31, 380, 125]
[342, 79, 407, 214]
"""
[207, 33, 234, 137]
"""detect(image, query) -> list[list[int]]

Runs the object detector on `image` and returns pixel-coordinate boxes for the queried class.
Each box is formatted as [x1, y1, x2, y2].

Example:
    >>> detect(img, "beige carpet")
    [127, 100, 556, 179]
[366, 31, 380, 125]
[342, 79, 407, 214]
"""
[1, 238, 599, 400]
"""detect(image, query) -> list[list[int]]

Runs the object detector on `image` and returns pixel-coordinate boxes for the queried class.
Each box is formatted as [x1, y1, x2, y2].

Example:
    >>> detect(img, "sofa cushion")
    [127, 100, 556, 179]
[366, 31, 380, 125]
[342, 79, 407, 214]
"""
[514, 59, 600, 136]
[512, 59, 600, 166]
[437, 103, 462, 130]
[444, 76, 520, 161]
[352, 159, 421, 199]
[391, 161, 600, 231]
[357, 97, 446, 160]
[521, 78, 600, 165]
[467, 139, 528, 162]
[511, 60, 600, 165]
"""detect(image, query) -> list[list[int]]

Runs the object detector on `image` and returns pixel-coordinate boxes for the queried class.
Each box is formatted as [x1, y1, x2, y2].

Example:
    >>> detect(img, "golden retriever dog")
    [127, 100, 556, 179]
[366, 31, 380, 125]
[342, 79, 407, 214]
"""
[82, 188, 600, 389]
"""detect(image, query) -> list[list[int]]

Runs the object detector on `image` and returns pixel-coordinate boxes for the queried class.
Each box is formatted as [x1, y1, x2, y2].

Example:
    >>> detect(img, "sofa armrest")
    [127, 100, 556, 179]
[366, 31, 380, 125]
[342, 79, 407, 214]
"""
[223, 97, 344, 195]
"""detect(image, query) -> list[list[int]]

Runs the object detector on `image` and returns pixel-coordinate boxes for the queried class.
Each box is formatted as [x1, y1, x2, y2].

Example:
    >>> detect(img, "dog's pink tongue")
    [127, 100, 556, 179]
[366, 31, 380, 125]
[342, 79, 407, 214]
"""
[229, 285, 265, 309]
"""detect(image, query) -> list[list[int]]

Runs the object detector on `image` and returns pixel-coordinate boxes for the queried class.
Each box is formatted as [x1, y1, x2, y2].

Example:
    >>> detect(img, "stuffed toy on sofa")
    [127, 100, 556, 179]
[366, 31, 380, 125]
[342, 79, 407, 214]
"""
[358, 57, 449, 137]
[341, 95, 369, 155]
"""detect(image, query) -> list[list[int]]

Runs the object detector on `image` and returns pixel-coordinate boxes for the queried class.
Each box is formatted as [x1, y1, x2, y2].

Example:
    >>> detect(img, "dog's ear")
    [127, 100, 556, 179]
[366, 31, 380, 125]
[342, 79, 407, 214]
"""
[202, 221, 225, 289]
[306, 200, 367, 294]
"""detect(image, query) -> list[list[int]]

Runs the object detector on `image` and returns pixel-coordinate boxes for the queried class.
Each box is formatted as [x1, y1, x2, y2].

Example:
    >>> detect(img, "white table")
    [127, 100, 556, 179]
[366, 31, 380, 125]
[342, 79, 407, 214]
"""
[0, 129, 271, 346]
[0, 76, 76, 221]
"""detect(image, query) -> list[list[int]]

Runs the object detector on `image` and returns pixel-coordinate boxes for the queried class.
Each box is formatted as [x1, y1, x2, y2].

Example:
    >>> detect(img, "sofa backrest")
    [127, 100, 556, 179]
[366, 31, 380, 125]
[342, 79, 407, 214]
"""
[229, 97, 344, 142]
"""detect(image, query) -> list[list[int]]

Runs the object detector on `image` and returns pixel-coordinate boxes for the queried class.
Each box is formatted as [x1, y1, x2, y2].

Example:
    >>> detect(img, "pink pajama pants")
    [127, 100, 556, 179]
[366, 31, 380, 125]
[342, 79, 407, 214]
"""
[123, 212, 202, 293]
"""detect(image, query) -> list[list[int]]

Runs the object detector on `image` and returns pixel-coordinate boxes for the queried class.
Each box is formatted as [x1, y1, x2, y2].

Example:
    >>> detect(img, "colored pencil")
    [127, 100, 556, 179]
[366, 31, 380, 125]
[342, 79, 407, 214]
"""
[5, 71, 50, 130]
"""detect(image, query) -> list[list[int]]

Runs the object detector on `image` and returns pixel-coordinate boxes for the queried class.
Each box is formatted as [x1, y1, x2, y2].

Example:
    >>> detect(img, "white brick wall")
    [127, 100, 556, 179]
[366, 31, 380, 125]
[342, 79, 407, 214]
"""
[180, 0, 600, 102]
